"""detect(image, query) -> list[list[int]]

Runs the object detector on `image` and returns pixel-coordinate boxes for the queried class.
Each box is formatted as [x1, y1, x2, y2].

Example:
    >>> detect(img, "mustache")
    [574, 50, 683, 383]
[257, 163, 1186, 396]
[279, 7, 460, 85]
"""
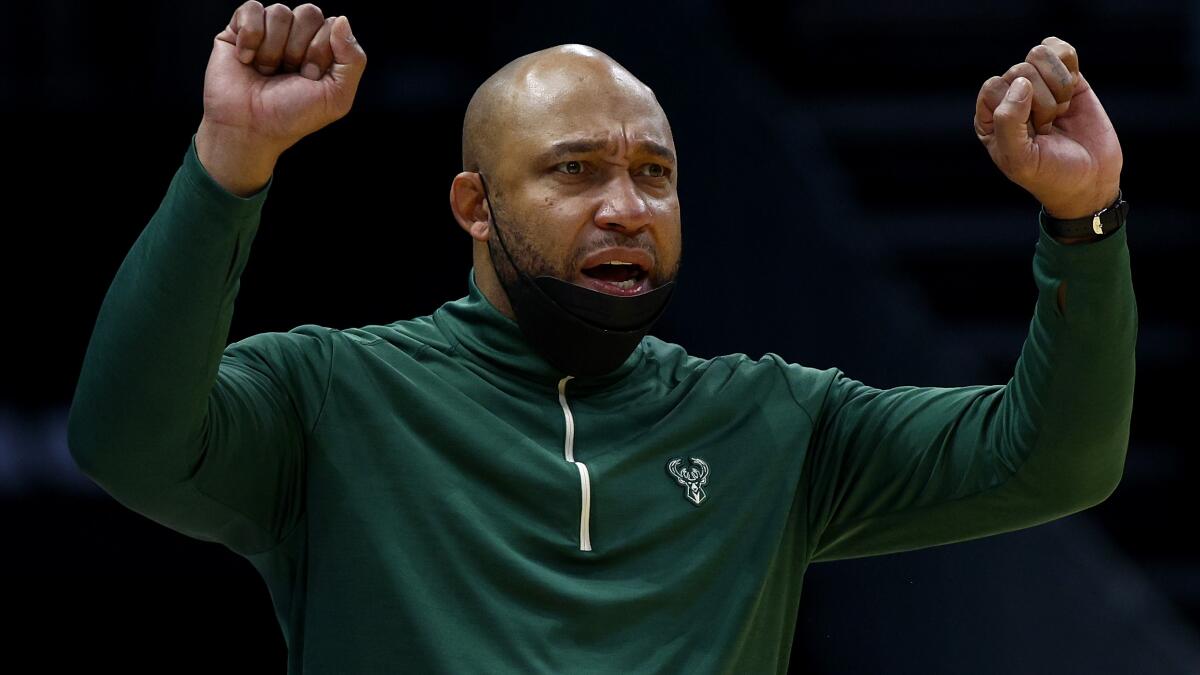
[574, 237, 658, 270]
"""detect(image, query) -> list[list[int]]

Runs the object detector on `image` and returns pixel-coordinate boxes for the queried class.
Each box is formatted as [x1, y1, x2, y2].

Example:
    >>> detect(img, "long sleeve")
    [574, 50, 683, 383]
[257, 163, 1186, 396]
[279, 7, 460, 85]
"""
[800, 215, 1136, 563]
[67, 135, 334, 557]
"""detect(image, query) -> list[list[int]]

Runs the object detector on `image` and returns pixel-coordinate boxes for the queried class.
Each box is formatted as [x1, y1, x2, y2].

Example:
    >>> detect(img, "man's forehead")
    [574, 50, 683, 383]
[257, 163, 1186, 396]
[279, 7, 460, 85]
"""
[505, 83, 674, 161]
[462, 44, 675, 174]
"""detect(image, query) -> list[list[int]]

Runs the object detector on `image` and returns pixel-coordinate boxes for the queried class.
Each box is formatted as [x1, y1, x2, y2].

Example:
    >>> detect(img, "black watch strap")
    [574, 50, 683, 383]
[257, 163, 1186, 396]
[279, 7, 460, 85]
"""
[1039, 190, 1128, 238]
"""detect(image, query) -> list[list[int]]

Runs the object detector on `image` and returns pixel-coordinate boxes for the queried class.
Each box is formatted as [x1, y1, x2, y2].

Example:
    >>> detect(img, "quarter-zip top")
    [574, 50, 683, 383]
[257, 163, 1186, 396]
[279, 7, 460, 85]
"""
[556, 375, 592, 551]
[68, 137, 1137, 674]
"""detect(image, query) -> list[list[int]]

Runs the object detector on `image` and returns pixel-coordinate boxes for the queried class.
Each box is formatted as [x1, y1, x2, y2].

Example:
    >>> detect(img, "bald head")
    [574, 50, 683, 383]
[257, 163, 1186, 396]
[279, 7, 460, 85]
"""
[449, 44, 682, 320]
[461, 44, 669, 177]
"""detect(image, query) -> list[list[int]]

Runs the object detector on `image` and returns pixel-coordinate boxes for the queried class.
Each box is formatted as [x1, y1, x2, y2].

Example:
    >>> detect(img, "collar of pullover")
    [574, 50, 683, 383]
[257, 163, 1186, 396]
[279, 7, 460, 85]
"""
[433, 267, 649, 393]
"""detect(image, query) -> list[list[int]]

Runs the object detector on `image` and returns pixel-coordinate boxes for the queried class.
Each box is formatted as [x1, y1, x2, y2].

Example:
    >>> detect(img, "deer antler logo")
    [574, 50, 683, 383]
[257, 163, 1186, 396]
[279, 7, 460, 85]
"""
[667, 457, 709, 506]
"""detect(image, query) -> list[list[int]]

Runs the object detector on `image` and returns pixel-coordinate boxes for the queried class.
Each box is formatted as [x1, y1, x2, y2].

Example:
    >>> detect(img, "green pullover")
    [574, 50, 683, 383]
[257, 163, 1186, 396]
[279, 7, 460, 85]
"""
[68, 135, 1136, 674]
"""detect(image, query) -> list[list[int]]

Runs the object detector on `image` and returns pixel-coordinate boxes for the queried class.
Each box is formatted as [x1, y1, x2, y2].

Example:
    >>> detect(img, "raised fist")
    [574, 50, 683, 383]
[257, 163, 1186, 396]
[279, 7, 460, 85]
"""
[204, 2, 366, 151]
[195, 2, 367, 194]
[973, 37, 1122, 220]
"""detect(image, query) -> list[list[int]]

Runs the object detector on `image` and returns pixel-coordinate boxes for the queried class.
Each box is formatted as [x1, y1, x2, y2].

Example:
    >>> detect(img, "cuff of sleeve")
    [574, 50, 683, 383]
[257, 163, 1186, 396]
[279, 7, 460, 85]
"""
[1034, 210, 1128, 280]
[178, 133, 274, 216]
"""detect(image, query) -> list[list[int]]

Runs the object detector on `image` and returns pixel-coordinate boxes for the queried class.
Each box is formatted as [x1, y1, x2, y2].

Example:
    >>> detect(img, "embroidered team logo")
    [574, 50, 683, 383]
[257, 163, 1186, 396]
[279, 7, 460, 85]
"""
[667, 457, 709, 506]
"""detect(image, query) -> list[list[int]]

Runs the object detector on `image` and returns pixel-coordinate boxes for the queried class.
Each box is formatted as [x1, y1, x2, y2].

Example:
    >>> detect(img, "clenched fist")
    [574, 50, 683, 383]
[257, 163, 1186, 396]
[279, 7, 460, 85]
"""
[974, 37, 1122, 223]
[196, 2, 367, 196]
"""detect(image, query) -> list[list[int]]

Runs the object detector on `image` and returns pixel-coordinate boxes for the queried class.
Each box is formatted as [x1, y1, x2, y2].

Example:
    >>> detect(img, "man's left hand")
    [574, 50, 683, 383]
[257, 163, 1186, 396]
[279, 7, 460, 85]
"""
[974, 36, 1122, 219]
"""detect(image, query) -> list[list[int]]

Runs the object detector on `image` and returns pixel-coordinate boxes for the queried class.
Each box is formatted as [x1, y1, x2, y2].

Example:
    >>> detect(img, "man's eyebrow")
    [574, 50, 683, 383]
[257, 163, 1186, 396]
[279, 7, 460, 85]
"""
[637, 140, 676, 165]
[545, 139, 676, 165]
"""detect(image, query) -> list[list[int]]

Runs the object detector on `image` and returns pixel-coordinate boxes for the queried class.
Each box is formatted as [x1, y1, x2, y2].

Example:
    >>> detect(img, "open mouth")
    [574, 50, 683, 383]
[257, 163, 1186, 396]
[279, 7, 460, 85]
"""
[579, 262, 650, 296]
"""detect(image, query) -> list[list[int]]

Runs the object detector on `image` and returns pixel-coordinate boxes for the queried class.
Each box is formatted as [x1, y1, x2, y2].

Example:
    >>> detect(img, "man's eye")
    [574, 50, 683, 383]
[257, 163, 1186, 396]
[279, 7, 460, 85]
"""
[639, 163, 669, 178]
[557, 161, 585, 175]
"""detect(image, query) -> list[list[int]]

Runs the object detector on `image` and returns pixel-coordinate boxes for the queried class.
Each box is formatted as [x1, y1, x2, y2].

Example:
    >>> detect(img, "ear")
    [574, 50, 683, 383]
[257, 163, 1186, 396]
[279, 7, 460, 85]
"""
[449, 172, 491, 242]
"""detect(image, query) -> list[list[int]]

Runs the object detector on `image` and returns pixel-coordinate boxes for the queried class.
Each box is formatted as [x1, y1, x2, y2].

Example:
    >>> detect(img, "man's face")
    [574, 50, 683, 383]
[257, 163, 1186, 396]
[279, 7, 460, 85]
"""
[484, 67, 681, 297]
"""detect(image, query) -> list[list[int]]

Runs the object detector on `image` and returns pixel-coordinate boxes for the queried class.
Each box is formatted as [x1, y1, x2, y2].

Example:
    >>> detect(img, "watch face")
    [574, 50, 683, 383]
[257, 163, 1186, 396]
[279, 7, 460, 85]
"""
[1097, 200, 1128, 235]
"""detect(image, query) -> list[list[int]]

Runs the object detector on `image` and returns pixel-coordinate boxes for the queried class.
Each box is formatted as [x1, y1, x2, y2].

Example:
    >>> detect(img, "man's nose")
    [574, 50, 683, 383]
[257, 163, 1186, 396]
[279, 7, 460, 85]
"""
[594, 174, 652, 233]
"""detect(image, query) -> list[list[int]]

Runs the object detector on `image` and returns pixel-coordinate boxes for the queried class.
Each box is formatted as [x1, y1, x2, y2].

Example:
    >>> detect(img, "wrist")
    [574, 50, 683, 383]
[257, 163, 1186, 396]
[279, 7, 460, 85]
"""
[195, 118, 282, 197]
[1042, 186, 1121, 220]
[1040, 188, 1127, 244]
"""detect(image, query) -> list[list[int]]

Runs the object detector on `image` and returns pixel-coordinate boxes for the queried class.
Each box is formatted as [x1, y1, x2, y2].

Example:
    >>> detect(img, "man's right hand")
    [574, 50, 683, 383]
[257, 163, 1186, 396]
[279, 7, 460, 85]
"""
[196, 2, 367, 196]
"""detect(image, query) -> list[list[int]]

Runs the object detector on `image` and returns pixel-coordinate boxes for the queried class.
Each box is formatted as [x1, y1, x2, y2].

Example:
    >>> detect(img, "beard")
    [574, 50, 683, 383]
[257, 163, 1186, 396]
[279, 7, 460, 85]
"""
[485, 211, 564, 289]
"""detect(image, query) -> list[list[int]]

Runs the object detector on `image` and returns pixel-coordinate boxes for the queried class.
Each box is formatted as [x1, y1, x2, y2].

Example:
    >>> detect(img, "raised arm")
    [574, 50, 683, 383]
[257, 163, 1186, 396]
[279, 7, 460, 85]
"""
[802, 218, 1134, 562]
[67, 2, 365, 557]
[801, 36, 1134, 562]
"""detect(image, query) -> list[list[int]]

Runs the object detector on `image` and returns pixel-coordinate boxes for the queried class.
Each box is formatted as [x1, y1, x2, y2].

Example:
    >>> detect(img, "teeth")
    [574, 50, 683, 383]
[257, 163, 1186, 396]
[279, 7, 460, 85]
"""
[607, 260, 634, 265]
[611, 278, 638, 289]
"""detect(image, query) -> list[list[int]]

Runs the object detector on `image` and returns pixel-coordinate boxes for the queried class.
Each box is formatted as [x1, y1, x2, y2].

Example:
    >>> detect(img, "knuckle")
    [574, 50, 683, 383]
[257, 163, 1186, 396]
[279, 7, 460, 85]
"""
[1027, 44, 1051, 62]
[1007, 62, 1037, 83]
[1046, 36, 1077, 57]
[295, 3, 323, 17]
[294, 8, 322, 27]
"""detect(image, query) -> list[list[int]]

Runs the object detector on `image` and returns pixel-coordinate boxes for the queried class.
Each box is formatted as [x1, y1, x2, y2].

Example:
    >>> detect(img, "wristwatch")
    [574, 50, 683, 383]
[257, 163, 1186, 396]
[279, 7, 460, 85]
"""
[1039, 190, 1128, 238]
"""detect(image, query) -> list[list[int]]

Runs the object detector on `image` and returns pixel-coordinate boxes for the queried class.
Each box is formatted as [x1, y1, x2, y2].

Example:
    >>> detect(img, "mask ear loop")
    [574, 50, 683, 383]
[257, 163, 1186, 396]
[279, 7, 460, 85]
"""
[476, 173, 529, 284]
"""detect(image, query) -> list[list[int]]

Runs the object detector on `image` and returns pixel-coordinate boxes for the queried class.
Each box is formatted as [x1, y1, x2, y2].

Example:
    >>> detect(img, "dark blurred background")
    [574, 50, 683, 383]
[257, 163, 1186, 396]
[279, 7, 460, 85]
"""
[2, 0, 1197, 672]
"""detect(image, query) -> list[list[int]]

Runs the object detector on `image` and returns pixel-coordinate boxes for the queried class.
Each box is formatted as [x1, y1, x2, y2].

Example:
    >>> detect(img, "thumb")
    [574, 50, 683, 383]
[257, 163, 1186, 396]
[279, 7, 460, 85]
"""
[991, 76, 1035, 168]
[328, 16, 367, 94]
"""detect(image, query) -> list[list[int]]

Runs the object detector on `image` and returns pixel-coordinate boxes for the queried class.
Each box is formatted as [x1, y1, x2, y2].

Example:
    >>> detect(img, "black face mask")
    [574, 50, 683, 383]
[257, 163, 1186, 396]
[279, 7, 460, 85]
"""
[477, 173, 678, 377]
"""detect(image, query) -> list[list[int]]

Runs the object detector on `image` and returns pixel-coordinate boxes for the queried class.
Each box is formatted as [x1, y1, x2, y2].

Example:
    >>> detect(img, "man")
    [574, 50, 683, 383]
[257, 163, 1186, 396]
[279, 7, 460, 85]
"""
[67, 1, 1134, 673]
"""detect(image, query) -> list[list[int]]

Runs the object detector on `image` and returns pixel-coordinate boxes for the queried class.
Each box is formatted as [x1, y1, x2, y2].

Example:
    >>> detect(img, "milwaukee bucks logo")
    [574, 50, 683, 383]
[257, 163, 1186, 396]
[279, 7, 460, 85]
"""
[667, 457, 709, 506]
